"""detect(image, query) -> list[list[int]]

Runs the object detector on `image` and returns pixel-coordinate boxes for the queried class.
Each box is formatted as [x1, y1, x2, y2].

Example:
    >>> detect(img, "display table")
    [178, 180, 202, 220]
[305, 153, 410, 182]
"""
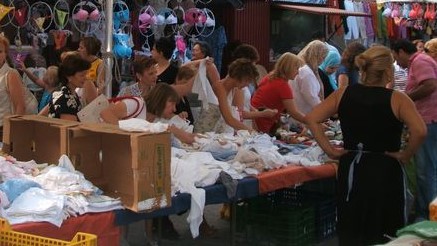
[115, 176, 258, 225]
[115, 164, 336, 226]
[257, 163, 338, 194]
[11, 212, 120, 246]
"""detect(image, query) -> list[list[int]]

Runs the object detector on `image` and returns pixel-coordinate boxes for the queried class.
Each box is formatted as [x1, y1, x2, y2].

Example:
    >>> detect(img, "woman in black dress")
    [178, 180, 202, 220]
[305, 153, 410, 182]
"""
[152, 37, 194, 124]
[305, 46, 426, 245]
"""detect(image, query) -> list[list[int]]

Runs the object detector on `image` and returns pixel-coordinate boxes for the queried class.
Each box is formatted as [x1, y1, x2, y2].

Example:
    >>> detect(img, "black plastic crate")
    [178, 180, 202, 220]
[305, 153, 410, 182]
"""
[315, 196, 337, 241]
[236, 187, 316, 246]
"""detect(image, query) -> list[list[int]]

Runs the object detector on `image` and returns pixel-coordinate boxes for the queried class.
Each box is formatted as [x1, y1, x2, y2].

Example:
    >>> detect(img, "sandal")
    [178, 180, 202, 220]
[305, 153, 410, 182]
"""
[199, 220, 218, 238]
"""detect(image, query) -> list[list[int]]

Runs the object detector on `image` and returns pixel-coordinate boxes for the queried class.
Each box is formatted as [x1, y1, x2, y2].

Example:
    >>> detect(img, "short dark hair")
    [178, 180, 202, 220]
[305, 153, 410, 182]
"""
[342, 41, 366, 69]
[80, 36, 102, 56]
[193, 41, 212, 58]
[391, 39, 417, 55]
[58, 54, 91, 85]
[228, 58, 259, 82]
[133, 56, 157, 77]
[232, 44, 260, 62]
[155, 37, 176, 60]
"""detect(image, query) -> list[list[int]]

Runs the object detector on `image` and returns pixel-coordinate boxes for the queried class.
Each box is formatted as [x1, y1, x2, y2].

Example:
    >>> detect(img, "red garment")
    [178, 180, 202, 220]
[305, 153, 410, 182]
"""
[251, 76, 293, 133]
[327, 0, 344, 36]
[370, 2, 378, 37]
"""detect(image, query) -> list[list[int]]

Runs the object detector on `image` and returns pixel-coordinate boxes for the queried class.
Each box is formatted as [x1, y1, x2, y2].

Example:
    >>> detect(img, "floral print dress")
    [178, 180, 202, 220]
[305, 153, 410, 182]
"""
[48, 86, 82, 120]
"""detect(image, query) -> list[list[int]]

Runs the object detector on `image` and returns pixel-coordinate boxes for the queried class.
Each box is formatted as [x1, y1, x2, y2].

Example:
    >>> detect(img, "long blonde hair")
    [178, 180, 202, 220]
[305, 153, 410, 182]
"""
[270, 52, 304, 80]
[298, 40, 328, 81]
[355, 46, 393, 86]
[424, 38, 437, 59]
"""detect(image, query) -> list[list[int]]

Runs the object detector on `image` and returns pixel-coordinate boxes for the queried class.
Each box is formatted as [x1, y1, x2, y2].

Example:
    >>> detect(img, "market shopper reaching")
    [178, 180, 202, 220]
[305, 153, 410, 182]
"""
[251, 52, 306, 134]
[210, 58, 260, 133]
[291, 40, 329, 115]
[231, 44, 278, 129]
[306, 45, 426, 245]
[48, 54, 91, 121]
[392, 39, 437, 222]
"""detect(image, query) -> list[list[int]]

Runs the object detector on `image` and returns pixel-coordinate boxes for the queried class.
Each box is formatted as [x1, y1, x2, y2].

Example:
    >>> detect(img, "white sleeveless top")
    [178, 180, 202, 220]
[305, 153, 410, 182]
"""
[0, 63, 16, 127]
[214, 87, 239, 134]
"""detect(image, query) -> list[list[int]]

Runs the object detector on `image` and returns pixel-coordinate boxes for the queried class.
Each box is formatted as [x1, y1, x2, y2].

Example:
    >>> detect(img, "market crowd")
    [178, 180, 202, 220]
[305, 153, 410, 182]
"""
[0, 33, 436, 245]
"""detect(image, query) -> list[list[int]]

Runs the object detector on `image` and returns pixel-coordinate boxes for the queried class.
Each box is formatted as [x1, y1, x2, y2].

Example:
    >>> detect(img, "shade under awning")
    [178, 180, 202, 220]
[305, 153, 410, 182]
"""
[274, 3, 372, 17]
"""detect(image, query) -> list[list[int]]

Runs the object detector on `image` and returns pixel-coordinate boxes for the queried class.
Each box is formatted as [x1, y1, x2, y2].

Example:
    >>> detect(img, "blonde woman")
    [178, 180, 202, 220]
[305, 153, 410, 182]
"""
[291, 40, 328, 115]
[305, 46, 426, 245]
[424, 38, 437, 61]
[0, 36, 36, 138]
[251, 52, 305, 134]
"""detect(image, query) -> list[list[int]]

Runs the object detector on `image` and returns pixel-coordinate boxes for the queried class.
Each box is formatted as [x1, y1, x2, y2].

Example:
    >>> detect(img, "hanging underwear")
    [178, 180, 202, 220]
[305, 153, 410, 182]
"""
[14, 6, 28, 26]
[73, 7, 100, 22]
[113, 3, 129, 30]
[53, 30, 67, 50]
[34, 16, 45, 32]
[55, 8, 68, 28]
[0, 4, 14, 22]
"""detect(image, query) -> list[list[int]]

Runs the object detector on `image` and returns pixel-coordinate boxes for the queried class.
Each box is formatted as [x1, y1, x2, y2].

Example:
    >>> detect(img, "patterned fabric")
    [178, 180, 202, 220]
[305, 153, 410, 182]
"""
[117, 82, 141, 97]
[48, 86, 81, 119]
[193, 103, 221, 133]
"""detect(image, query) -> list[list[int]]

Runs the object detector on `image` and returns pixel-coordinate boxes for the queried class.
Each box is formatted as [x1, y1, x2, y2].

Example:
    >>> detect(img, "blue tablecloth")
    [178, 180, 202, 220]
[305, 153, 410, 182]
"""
[114, 177, 258, 225]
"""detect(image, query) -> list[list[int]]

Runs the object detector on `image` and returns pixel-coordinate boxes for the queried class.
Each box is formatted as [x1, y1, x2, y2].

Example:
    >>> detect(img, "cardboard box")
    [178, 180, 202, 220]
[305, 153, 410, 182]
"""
[67, 123, 171, 212]
[2, 115, 78, 164]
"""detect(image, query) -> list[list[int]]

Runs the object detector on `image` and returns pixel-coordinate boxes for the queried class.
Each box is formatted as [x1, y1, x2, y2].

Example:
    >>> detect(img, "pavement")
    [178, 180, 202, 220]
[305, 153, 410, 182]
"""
[120, 204, 338, 246]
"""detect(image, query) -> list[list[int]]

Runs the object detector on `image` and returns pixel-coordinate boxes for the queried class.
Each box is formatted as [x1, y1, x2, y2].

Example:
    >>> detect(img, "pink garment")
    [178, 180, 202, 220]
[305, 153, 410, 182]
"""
[407, 52, 437, 124]
[362, 2, 375, 38]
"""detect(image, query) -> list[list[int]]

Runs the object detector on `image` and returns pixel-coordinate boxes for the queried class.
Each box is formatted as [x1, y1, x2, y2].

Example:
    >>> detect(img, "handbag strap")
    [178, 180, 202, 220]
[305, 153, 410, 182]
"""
[109, 96, 144, 119]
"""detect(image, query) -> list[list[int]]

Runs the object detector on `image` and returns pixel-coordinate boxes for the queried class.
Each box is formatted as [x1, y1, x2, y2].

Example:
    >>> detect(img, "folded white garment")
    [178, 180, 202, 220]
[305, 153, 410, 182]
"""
[119, 118, 168, 133]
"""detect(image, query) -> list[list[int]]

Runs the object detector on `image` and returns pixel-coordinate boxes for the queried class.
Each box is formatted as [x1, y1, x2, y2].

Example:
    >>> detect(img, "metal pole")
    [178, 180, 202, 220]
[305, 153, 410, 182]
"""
[104, 0, 114, 98]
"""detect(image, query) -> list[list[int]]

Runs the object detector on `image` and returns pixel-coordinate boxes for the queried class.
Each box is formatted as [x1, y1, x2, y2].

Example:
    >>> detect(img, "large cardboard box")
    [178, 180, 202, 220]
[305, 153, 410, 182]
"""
[67, 123, 171, 212]
[2, 115, 78, 164]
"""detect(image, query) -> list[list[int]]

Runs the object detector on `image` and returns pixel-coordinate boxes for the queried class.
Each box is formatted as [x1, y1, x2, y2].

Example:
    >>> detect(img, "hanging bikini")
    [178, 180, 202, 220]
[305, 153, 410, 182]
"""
[155, 7, 178, 37]
[136, 5, 157, 57]
[52, 0, 70, 51]
[71, 1, 102, 36]
[113, 0, 133, 59]
[29, 1, 53, 48]
[10, 0, 30, 49]
[0, 3, 14, 24]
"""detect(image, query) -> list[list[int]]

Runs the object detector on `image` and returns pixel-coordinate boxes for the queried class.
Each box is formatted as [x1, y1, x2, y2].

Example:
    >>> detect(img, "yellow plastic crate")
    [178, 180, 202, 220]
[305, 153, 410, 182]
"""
[0, 218, 97, 246]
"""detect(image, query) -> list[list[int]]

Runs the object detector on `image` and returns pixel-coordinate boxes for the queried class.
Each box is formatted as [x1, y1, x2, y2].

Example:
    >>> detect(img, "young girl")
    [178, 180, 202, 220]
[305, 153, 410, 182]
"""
[173, 66, 196, 124]
[19, 63, 59, 112]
